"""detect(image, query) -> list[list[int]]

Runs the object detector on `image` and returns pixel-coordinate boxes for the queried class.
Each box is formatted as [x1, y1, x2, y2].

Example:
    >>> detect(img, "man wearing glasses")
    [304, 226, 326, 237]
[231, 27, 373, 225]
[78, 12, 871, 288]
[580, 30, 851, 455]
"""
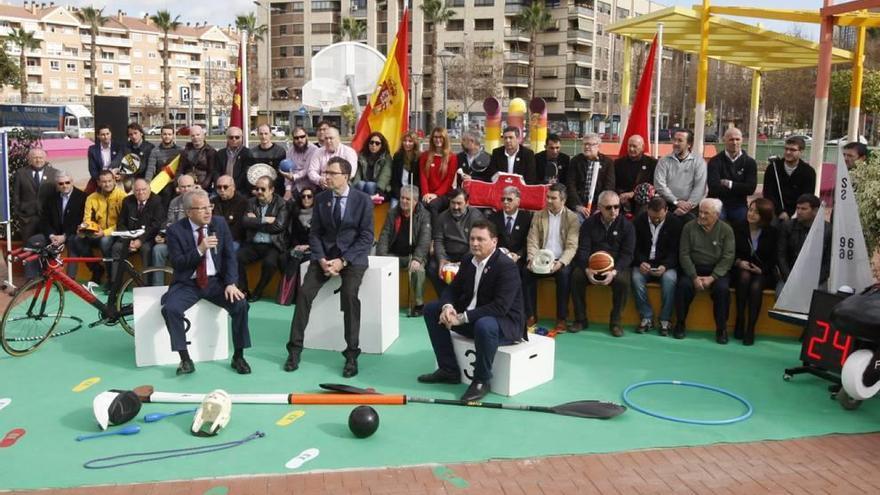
[161, 190, 252, 376]
[211, 175, 249, 249]
[238, 176, 289, 302]
[285, 126, 318, 194]
[762, 135, 815, 221]
[566, 133, 615, 219]
[285, 157, 374, 378]
[217, 126, 253, 194]
[35, 170, 86, 278]
[488, 186, 532, 269]
[571, 191, 635, 336]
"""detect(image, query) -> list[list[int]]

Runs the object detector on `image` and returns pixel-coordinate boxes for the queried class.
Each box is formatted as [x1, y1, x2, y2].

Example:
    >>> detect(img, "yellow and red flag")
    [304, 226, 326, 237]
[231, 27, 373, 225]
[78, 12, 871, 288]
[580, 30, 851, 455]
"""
[150, 155, 181, 194]
[351, 8, 409, 153]
[230, 43, 244, 129]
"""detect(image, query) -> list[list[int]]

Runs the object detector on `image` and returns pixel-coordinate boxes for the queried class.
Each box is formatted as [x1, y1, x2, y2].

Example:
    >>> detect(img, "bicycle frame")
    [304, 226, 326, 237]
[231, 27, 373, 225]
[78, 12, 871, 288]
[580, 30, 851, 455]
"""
[40, 256, 133, 316]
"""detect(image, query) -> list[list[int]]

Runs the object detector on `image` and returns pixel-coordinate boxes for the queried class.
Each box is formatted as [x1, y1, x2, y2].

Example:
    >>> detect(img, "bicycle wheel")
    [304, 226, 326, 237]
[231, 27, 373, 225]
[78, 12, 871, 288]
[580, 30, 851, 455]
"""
[0, 277, 65, 356]
[116, 267, 174, 336]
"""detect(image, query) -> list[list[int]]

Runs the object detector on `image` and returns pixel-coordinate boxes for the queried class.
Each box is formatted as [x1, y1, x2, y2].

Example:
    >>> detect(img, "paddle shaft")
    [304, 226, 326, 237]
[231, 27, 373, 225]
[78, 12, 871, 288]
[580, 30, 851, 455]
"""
[147, 391, 406, 405]
[408, 396, 554, 414]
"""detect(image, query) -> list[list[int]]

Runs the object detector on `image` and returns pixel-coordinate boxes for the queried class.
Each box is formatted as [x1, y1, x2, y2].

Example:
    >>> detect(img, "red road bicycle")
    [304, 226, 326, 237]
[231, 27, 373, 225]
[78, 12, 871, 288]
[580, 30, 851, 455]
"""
[1, 243, 172, 356]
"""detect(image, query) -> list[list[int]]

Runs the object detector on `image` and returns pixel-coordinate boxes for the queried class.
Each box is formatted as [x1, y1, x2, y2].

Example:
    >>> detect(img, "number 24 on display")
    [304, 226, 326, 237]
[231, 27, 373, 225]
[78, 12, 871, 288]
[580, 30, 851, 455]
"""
[806, 319, 853, 368]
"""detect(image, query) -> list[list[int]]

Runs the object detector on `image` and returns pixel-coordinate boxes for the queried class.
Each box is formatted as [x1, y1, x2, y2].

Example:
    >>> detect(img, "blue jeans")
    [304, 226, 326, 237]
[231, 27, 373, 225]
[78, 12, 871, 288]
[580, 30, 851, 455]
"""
[631, 268, 677, 322]
[354, 181, 378, 195]
[721, 205, 747, 223]
[423, 301, 512, 382]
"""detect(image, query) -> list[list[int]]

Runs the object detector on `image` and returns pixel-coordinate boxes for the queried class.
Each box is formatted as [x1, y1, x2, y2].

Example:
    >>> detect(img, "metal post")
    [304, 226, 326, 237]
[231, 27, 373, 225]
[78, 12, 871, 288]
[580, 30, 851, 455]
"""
[188, 83, 194, 128]
[207, 56, 213, 133]
[412, 74, 422, 133]
[266, 3, 272, 127]
[442, 65, 448, 130]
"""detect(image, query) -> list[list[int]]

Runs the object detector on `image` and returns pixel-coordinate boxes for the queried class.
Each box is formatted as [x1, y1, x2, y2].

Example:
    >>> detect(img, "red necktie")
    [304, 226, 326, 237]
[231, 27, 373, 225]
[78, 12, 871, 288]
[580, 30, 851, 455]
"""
[196, 227, 208, 289]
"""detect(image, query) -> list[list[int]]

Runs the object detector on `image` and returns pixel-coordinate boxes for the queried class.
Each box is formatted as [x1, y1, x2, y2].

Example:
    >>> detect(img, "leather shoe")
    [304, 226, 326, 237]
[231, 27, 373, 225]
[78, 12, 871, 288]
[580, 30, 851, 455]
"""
[417, 368, 461, 384]
[569, 320, 586, 333]
[283, 353, 300, 372]
[246, 292, 262, 303]
[407, 305, 424, 317]
[673, 325, 686, 339]
[610, 324, 624, 337]
[460, 380, 490, 402]
[231, 356, 251, 374]
[526, 316, 538, 327]
[342, 358, 358, 378]
[176, 359, 195, 375]
[716, 331, 729, 345]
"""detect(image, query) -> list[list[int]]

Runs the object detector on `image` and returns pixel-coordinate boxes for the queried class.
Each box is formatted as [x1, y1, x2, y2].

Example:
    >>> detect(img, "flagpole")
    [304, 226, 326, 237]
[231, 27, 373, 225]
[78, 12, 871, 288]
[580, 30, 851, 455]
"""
[653, 23, 663, 158]
[1, 131, 11, 289]
[241, 30, 250, 148]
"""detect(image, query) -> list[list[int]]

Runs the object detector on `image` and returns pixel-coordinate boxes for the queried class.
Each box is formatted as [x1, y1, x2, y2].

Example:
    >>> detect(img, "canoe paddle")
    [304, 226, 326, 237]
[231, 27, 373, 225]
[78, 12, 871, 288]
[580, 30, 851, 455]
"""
[143, 408, 198, 423]
[76, 425, 141, 441]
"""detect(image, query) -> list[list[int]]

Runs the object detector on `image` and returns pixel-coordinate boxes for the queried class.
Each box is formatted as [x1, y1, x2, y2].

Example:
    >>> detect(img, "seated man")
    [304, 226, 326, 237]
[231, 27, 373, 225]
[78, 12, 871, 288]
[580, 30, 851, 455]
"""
[427, 188, 485, 295]
[151, 174, 196, 285]
[418, 220, 526, 402]
[523, 183, 579, 331]
[375, 185, 432, 317]
[776, 193, 831, 293]
[73, 170, 126, 287]
[160, 190, 251, 375]
[488, 186, 532, 269]
[238, 175, 289, 302]
[631, 197, 682, 336]
[571, 191, 635, 337]
[109, 178, 164, 287]
[36, 170, 86, 279]
[674, 198, 735, 343]
[211, 174, 249, 250]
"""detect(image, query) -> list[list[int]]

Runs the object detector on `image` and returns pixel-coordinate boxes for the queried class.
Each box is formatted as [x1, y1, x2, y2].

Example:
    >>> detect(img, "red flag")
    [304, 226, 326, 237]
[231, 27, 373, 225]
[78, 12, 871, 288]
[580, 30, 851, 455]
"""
[230, 43, 244, 129]
[351, 9, 409, 153]
[618, 35, 657, 157]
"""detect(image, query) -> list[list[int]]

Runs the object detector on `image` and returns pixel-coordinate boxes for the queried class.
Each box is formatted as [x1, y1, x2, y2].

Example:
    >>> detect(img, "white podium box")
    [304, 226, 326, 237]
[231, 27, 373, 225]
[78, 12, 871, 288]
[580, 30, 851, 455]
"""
[450, 332, 555, 396]
[300, 255, 399, 354]
[132, 286, 230, 367]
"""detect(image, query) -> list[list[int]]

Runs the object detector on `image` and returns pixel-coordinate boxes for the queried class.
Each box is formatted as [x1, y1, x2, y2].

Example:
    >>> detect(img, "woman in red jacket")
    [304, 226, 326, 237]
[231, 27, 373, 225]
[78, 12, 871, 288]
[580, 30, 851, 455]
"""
[419, 127, 458, 222]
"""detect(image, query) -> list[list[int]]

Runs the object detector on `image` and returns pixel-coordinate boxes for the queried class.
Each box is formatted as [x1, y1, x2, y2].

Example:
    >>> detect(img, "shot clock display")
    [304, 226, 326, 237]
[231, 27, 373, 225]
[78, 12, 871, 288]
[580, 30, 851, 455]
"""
[800, 290, 854, 373]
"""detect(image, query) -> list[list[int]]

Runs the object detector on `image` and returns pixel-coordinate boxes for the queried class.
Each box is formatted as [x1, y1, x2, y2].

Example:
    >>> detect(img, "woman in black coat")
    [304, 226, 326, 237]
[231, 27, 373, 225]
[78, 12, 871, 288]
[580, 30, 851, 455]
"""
[278, 186, 316, 305]
[389, 131, 421, 208]
[733, 197, 779, 345]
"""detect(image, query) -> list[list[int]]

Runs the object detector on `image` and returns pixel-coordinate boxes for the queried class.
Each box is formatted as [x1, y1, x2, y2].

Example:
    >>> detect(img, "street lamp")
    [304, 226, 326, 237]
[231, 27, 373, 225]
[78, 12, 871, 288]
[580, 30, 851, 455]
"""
[253, 0, 277, 127]
[186, 74, 199, 128]
[411, 72, 422, 133]
[438, 49, 455, 131]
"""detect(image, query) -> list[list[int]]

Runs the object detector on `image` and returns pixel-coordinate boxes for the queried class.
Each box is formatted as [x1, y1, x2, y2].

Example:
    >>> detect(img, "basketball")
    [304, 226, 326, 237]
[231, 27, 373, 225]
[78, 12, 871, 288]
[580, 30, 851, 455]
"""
[440, 263, 460, 284]
[588, 251, 615, 273]
[279, 159, 294, 173]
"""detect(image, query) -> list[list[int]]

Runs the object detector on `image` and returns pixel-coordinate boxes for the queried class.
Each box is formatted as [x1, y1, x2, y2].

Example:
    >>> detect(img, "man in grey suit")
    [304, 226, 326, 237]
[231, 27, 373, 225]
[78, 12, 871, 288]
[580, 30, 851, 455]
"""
[13, 148, 57, 242]
[284, 156, 375, 377]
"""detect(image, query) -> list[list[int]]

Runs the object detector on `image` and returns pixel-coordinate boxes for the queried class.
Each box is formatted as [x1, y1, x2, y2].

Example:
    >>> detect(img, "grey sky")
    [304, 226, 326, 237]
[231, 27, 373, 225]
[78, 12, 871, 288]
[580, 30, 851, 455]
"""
[66, 0, 824, 39]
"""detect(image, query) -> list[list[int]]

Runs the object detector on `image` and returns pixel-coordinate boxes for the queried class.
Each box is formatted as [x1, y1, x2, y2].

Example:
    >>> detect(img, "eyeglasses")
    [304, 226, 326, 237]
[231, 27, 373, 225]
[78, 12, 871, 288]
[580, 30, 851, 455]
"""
[228, 135, 242, 140]
[369, 141, 382, 145]
[293, 135, 307, 139]
[301, 194, 313, 199]
[188, 205, 213, 212]
[216, 184, 231, 190]
[501, 197, 516, 203]
[253, 187, 268, 192]
[322, 170, 344, 176]
[583, 143, 600, 148]
[56, 181, 71, 185]
[602, 204, 621, 211]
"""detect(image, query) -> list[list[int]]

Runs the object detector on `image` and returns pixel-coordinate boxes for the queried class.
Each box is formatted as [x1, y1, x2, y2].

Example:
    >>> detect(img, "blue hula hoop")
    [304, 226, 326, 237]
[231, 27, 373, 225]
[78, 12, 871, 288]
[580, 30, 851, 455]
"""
[622, 380, 753, 425]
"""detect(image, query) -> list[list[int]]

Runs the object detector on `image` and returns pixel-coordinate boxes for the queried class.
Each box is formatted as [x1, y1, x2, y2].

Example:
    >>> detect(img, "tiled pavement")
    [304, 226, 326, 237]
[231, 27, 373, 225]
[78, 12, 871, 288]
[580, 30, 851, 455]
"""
[12, 432, 880, 494]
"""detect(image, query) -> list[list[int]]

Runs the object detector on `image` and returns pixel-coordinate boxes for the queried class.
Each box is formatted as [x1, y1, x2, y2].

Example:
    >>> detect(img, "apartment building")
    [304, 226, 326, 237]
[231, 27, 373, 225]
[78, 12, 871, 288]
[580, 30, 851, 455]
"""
[0, 1, 239, 128]
[262, 0, 663, 135]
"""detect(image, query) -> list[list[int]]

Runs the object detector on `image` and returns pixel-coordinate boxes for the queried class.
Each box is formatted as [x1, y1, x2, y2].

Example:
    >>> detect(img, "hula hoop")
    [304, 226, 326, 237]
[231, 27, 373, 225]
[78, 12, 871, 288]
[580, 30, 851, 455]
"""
[622, 380, 753, 425]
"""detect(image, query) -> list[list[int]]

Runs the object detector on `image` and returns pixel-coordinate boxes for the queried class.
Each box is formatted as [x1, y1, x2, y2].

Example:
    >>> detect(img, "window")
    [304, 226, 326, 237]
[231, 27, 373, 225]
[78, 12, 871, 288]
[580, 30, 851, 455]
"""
[291, 24, 304, 34]
[616, 7, 630, 19]
[311, 23, 334, 34]
[597, 2, 611, 14]
[279, 25, 287, 35]
[148, 68, 158, 75]
[292, 2, 304, 11]
[544, 44, 559, 56]
[293, 46, 304, 56]
[133, 65, 143, 74]
[103, 80, 114, 90]
[280, 46, 288, 57]
[66, 62, 76, 72]
[447, 19, 464, 31]
[149, 82, 159, 90]
[311, 1, 339, 12]
[312, 45, 326, 55]
[448, 0, 464, 6]
[475, 19, 493, 31]
[50, 78, 61, 89]
[102, 64, 113, 75]
[50, 60, 61, 71]
[596, 24, 603, 35]
[275, 68, 289, 78]
[133, 49, 142, 58]
[293, 67, 304, 77]
[133, 81, 143, 89]
[67, 79, 78, 90]
[147, 35, 158, 43]
[474, 0, 495, 6]
[148, 52, 158, 59]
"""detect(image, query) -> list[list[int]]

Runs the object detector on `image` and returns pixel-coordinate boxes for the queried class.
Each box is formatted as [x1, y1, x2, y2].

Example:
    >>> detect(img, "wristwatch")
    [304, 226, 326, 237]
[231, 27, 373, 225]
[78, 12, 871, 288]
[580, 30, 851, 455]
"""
[342, 259, 349, 268]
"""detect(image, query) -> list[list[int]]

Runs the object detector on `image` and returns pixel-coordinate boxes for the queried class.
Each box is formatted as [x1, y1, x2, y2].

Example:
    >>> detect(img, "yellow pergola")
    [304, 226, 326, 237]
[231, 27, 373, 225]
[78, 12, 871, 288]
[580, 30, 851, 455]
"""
[607, 4, 860, 158]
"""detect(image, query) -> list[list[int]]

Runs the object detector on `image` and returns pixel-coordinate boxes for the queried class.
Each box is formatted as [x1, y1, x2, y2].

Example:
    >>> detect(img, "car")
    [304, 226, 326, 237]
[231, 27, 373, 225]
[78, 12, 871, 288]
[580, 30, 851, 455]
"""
[657, 129, 672, 141]
[39, 130, 68, 140]
[703, 132, 718, 143]
[559, 130, 579, 139]
[176, 126, 191, 136]
[145, 126, 162, 135]
[827, 135, 868, 145]
[250, 125, 286, 137]
[786, 134, 812, 142]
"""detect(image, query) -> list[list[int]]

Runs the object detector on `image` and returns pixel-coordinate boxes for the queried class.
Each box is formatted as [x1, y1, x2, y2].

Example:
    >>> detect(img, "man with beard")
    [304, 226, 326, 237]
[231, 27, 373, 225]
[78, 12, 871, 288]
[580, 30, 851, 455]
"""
[456, 131, 493, 183]
[126, 123, 155, 179]
[285, 126, 319, 195]
[238, 176, 289, 302]
[427, 188, 485, 295]
[145, 125, 181, 181]
[179, 125, 219, 193]
[535, 134, 570, 185]
[488, 127, 536, 184]
[211, 175, 249, 249]
[654, 129, 706, 222]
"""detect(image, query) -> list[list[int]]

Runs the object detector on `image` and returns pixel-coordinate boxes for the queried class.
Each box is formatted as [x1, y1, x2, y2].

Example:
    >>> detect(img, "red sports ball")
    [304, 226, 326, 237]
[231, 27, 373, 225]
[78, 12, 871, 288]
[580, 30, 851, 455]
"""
[440, 263, 460, 284]
[588, 251, 615, 273]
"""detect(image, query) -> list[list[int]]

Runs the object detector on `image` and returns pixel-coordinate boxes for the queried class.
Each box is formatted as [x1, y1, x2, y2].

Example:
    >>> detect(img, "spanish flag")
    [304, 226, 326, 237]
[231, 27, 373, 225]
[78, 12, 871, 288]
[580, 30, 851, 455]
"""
[351, 8, 409, 153]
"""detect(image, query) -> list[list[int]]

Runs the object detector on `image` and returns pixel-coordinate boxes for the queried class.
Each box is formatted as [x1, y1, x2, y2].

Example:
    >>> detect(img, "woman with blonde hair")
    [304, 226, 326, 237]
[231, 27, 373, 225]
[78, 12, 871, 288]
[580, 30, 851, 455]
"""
[390, 131, 421, 208]
[418, 127, 458, 220]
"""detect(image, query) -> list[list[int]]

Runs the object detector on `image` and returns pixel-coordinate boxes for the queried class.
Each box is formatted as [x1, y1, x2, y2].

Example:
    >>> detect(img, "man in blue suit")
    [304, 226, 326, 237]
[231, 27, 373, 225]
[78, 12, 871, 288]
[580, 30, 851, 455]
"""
[285, 156, 374, 377]
[87, 124, 122, 193]
[418, 219, 526, 402]
[161, 189, 252, 375]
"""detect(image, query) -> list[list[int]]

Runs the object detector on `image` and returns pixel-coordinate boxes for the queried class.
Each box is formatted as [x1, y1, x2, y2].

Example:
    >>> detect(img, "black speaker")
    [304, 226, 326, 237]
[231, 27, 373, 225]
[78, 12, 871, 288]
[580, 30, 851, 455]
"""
[93, 96, 129, 148]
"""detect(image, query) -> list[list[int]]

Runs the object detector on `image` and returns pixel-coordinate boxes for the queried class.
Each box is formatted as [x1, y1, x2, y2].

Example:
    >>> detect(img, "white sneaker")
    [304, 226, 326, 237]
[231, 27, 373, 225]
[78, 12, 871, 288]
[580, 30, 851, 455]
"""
[285, 448, 320, 469]
[84, 281, 99, 295]
[636, 318, 652, 333]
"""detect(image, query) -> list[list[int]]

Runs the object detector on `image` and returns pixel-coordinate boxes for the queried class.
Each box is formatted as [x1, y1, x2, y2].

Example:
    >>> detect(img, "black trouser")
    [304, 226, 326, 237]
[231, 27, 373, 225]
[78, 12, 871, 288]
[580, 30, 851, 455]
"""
[571, 267, 631, 325]
[523, 263, 572, 321]
[425, 195, 450, 226]
[734, 268, 771, 344]
[72, 235, 114, 283]
[161, 277, 251, 352]
[236, 242, 282, 295]
[109, 238, 153, 288]
[675, 264, 730, 334]
[286, 260, 368, 358]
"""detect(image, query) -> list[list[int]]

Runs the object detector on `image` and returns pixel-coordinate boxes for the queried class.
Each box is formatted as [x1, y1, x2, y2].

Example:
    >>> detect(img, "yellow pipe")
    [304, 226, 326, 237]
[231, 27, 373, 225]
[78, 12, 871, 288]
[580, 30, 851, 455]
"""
[693, 0, 710, 156]
[848, 25, 866, 142]
[620, 37, 633, 143]
[748, 70, 761, 158]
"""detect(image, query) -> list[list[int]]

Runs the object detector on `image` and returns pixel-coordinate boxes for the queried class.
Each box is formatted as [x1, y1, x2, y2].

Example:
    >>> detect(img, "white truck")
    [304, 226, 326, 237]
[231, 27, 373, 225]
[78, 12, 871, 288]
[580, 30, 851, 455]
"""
[0, 103, 94, 138]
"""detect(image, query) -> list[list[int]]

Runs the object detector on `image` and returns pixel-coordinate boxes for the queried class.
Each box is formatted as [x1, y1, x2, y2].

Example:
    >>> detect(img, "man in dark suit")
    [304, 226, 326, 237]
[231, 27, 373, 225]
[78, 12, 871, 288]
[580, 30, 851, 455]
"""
[160, 189, 251, 376]
[237, 175, 289, 302]
[488, 186, 531, 268]
[489, 127, 536, 184]
[417, 219, 526, 402]
[631, 197, 682, 335]
[217, 126, 254, 194]
[13, 147, 57, 242]
[37, 170, 85, 278]
[87, 124, 123, 193]
[535, 133, 570, 185]
[109, 178, 164, 288]
[707, 127, 757, 223]
[567, 133, 615, 218]
[284, 156, 375, 377]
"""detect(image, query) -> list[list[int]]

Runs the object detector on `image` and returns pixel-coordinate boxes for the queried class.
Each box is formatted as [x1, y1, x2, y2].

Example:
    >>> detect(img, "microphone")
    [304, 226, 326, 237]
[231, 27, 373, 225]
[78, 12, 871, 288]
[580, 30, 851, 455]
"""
[207, 224, 218, 257]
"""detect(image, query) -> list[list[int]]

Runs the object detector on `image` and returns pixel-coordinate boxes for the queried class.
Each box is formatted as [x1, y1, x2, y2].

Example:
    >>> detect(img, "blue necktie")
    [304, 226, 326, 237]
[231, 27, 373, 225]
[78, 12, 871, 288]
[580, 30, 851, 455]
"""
[333, 196, 343, 227]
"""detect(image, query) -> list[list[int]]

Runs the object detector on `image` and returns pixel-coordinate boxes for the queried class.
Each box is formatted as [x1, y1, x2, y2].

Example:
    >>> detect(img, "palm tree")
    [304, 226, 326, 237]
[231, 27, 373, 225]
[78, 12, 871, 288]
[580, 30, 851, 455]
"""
[150, 10, 181, 125]
[516, 1, 552, 102]
[420, 0, 456, 129]
[4, 28, 40, 103]
[235, 13, 268, 107]
[338, 17, 366, 42]
[76, 7, 108, 109]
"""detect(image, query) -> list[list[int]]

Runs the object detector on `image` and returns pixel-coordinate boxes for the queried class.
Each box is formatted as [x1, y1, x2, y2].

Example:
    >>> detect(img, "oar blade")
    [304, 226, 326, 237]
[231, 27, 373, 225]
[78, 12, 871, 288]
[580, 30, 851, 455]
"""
[319, 383, 379, 395]
[550, 400, 627, 419]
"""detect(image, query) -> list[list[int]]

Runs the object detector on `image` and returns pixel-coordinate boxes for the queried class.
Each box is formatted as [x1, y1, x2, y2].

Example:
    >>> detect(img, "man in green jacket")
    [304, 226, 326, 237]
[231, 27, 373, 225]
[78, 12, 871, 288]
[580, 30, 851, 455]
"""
[674, 198, 735, 343]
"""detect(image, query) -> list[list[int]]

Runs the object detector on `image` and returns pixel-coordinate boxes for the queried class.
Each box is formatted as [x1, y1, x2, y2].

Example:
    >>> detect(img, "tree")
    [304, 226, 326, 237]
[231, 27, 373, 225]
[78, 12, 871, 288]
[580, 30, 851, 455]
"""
[829, 68, 880, 143]
[338, 17, 366, 42]
[447, 44, 503, 131]
[0, 42, 21, 91]
[339, 104, 357, 136]
[76, 7, 108, 110]
[150, 10, 182, 126]
[235, 13, 268, 107]
[4, 28, 40, 103]
[515, 1, 552, 102]
[420, 0, 456, 129]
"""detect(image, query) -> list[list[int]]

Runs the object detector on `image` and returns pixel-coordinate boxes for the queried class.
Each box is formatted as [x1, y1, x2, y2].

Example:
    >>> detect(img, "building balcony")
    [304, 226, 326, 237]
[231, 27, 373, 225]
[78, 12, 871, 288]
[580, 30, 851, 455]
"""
[119, 88, 132, 96]
[505, 51, 529, 63]
[505, 4, 525, 15]
[79, 34, 133, 48]
[26, 66, 43, 75]
[569, 5, 595, 17]
[566, 76, 592, 86]
[504, 28, 530, 41]
[170, 43, 202, 54]
[27, 83, 44, 93]
[5, 46, 42, 57]
[503, 75, 528, 87]
[566, 52, 592, 64]
[565, 102, 591, 112]
[567, 30, 594, 43]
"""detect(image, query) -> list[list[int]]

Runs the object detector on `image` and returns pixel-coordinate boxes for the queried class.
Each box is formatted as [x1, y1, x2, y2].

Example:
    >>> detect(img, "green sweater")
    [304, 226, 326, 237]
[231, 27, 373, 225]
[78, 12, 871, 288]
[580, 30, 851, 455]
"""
[679, 219, 735, 280]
